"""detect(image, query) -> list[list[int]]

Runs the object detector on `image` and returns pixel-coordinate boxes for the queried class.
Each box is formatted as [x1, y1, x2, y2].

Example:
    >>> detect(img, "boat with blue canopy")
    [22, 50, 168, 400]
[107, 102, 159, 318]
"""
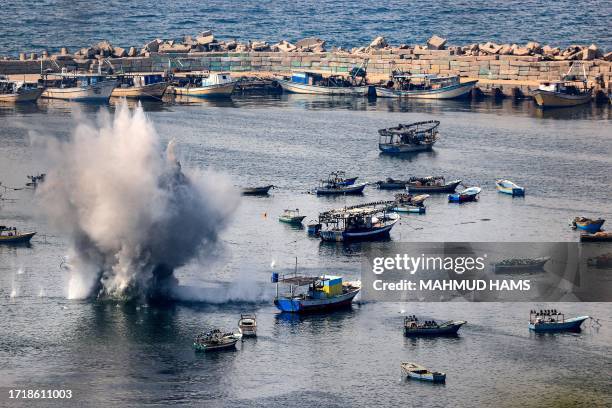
[378, 121, 439, 154]
[496, 179, 525, 196]
[448, 186, 481, 203]
[277, 64, 369, 96]
[318, 201, 399, 241]
[528, 310, 589, 332]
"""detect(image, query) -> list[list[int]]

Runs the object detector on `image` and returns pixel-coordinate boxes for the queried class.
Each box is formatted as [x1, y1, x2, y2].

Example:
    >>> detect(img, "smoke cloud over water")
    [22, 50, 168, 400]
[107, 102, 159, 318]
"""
[37, 102, 237, 300]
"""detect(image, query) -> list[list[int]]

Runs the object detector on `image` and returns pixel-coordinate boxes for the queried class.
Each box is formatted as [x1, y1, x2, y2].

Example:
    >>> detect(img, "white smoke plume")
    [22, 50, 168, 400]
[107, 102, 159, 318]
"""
[36, 102, 237, 300]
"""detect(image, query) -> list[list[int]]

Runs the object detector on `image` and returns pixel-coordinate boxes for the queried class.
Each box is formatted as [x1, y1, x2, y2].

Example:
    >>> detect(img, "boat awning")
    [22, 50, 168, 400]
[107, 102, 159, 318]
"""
[277, 276, 320, 286]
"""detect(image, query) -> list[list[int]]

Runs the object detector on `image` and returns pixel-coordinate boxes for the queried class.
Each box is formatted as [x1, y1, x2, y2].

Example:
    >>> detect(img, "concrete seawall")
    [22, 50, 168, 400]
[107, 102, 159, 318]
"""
[2, 49, 611, 97]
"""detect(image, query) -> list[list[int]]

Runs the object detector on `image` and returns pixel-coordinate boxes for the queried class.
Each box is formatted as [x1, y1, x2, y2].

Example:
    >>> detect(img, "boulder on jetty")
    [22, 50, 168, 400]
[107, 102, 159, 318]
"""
[74, 47, 95, 59]
[542, 45, 560, 56]
[196, 30, 215, 46]
[295, 37, 326, 52]
[479, 42, 502, 54]
[273, 40, 297, 52]
[143, 39, 162, 53]
[93, 40, 114, 57]
[250, 41, 270, 52]
[369, 36, 388, 49]
[127, 46, 137, 57]
[159, 42, 191, 53]
[427, 35, 447, 50]
[112, 47, 127, 58]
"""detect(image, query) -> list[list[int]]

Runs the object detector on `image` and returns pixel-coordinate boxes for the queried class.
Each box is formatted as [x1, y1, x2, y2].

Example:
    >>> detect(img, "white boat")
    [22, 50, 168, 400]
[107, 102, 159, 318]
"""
[278, 70, 369, 96]
[0, 78, 43, 103]
[170, 72, 237, 97]
[532, 63, 592, 108]
[111, 73, 169, 99]
[376, 73, 476, 99]
[41, 72, 117, 101]
[238, 314, 257, 337]
[496, 179, 525, 196]
[401, 362, 446, 383]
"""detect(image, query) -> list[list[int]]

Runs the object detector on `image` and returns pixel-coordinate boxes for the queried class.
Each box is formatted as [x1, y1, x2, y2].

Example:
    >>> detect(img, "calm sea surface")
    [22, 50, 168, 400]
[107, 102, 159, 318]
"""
[0, 97, 611, 407]
[1, 0, 611, 56]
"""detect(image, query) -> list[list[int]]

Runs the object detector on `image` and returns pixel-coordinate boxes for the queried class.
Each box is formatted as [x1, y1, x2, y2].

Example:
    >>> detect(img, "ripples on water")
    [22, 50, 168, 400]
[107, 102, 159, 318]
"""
[1, 0, 611, 55]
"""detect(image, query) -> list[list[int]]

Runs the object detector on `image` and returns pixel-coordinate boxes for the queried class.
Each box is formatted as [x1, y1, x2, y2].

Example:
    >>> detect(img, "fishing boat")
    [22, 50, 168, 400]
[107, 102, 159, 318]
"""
[374, 178, 410, 190]
[279, 209, 306, 225]
[328, 171, 358, 186]
[403, 316, 466, 336]
[378, 121, 439, 154]
[277, 65, 368, 96]
[26, 173, 45, 187]
[587, 254, 612, 268]
[170, 72, 237, 97]
[0, 226, 36, 244]
[193, 329, 241, 352]
[0, 78, 43, 103]
[496, 179, 525, 196]
[532, 64, 592, 108]
[241, 185, 275, 195]
[41, 71, 117, 101]
[392, 193, 429, 214]
[580, 232, 612, 242]
[111, 73, 169, 99]
[307, 221, 322, 236]
[238, 314, 257, 337]
[376, 72, 477, 99]
[571, 217, 605, 233]
[448, 187, 481, 203]
[401, 362, 446, 383]
[528, 310, 589, 332]
[318, 201, 399, 242]
[272, 268, 360, 313]
[493, 257, 550, 274]
[315, 172, 366, 195]
[407, 176, 462, 193]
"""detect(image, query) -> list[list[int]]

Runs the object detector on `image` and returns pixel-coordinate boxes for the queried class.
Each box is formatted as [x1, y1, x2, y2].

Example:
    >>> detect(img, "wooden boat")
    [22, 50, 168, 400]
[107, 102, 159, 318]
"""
[378, 120, 439, 154]
[448, 187, 481, 203]
[26, 173, 45, 187]
[571, 217, 605, 233]
[0, 78, 43, 103]
[272, 269, 360, 313]
[374, 178, 409, 190]
[496, 179, 525, 196]
[318, 201, 399, 242]
[493, 257, 550, 274]
[0, 226, 36, 244]
[316, 182, 366, 195]
[111, 73, 169, 99]
[407, 176, 462, 193]
[279, 209, 306, 225]
[401, 362, 446, 383]
[392, 193, 429, 213]
[528, 310, 589, 332]
[170, 72, 237, 97]
[532, 64, 592, 108]
[193, 329, 240, 351]
[241, 185, 275, 195]
[580, 232, 612, 242]
[376, 72, 477, 99]
[403, 316, 466, 336]
[41, 72, 117, 101]
[277, 67, 368, 96]
[238, 314, 257, 337]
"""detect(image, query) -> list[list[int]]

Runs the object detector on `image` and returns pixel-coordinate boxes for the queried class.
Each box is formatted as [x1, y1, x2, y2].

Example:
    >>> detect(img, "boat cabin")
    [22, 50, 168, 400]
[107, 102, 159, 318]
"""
[318, 201, 396, 232]
[385, 72, 460, 91]
[0, 78, 38, 94]
[41, 73, 113, 89]
[537, 81, 587, 95]
[529, 309, 565, 324]
[273, 273, 345, 300]
[290, 71, 364, 87]
[117, 73, 165, 88]
[173, 71, 234, 87]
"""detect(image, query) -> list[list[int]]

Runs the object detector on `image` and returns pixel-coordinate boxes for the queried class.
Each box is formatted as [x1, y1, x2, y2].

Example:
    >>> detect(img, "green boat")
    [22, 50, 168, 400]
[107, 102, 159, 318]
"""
[279, 209, 306, 225]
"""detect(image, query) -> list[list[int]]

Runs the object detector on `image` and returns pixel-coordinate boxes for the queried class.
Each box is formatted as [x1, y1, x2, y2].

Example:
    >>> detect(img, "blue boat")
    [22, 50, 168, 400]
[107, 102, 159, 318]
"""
[448, 186, 481, 203]
[272, 272, 360, 313]
[496, 179, 525, 196]
[571, 217, 605, 233]
[404, 316, 466, 336]
[528, 310, 589, 332]
[318, 202, 399, 242]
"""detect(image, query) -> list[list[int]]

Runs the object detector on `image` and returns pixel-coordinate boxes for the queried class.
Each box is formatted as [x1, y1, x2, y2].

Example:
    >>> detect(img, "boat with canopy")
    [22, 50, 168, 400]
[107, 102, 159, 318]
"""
[378, 121, 440, 154]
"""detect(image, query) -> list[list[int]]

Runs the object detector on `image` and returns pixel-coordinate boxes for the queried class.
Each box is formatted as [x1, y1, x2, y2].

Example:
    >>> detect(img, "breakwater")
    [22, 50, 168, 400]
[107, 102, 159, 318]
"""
[2, 34, 611, 98]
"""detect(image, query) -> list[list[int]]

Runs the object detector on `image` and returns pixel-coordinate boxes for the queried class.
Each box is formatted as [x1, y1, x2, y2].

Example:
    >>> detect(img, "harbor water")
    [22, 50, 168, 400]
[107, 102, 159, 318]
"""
[0, 96, 611, 407]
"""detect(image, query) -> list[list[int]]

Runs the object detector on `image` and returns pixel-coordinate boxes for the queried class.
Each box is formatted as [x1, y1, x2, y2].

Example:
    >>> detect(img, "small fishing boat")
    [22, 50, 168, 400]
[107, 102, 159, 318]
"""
[532, 64, 592, 108]
[571, 217, 605, 233]
[401, 362, 446, 383]
[376, 72, 477, 99]
[496, 179, 525, 196]
[318, 201, 399, 242]
[279, 209, 306, 225]
[448, 187, 481, 203]
[528, 310, 589, 332]
[241, 185, 275, 195]
[0, 78, 43, 103]
[407, 176, 462, 193]
[111, 73, 169, 99]
[170, 72, 237, 97]
[378, 121, 439, 154]
[374, 178, 410, 190]
[0, 226, 36, 244]
[272, 268, 360, 313]
[392, 193, 429, 214]
[403, 316, 466, 336]
[26, 173, 45, 187]
[315, 172, 366, 195]
[307, 221, 322, 236]
[193, 329, 240, 352]
[493, 257, 550, 274]
[327, 171, 358, 186]
[41, 71, 117, 102]
[580, 232, 612, 242]
[277, 66, 368, 96]
[238, 314, 257, 337]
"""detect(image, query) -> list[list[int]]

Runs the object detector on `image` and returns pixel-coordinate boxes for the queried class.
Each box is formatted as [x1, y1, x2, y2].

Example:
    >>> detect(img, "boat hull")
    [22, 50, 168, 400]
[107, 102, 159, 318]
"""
[574, 220, 604, 233]
[316, 183, 366, 195]
[111, 82, 168, 99]
[404, 321, 466, 336]
[379, 142, 434, 154]
[171, 82, 236, 97]
[448, 194, 478, 203]
[278, 79, 369, 96]
[0, 88, 43, 103]
[533, 89, 592, 108]
[193, 339, 238, 351]
[405, 372, 446, 383]
[41, 81, 116, 101]
[408, 180, 461, 193]
[274, 289, 359, 313]
[320, 216, 398, 242]
[493, 259, 549, 274]
[580, 232, 612, 242]
[496, 181, 525, 196]
[376, 80, 477, 99]
[0, 232, 36, 244]
[528, 316, 589, 332]
[393, 206, 426, 214]
[279, 216, 306, 225]
[242, 185, 274, 195]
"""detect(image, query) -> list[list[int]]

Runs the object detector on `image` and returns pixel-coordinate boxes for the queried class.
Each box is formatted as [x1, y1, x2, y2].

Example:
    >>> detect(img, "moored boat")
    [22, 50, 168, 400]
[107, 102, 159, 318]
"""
[279, 209, 306, 225]
[392, 193, 429, 213]
[193, 329, 240, 351]
[580, 232, 612, 242]
[315, 172, 366, 195]
[41, 72, 117, 102]
[528, 310, 589, 332]
[401, 362, 446, 383]
[0, 78, 43, 103]
[318, 201, 398, 242]
[0, 226, 36, 244]
[448, 187, 481, 203]
[571, 217, 605, 233]
[111, 73, 169, 99]
[493, 257, 550, 274]
[403, 316, 466, 336]
[532, 64, 592, 108]
[374, 178, 410, 190]
[170, 72, 237, 97]
[407, 176, 461, 193]
[238, 314, 257, 337]
[378, 120, 439, 154]
[277, 66, 368, 96]
[26, 173, 45, 188]
[242, 185, 275, 195]
[376, 72, 476, 99]
[496, 179, 525, 196]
